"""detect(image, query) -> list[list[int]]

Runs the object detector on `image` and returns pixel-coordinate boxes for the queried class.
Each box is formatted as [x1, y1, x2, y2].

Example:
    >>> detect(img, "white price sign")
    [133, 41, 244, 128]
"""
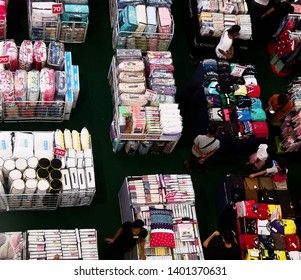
[231, 65, 246, 77]
[144, 89, 157, 101]
[223, 3, 235, 14]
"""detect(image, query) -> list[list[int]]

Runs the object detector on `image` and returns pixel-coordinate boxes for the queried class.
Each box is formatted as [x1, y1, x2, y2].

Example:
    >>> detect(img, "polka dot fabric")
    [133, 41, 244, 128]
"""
[149, 208, 175, 248]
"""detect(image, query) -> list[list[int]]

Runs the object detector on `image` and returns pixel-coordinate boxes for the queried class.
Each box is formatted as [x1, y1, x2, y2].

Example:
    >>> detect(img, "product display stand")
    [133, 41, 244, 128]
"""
[108, 49, 182, 155]
[217, 174, 301, 260]
[118, 174, 204, 260]
[0, 228, 98, 260]
[0, 128, 96, 211]
[28, 0, 60, 42]
[110, 1, 174, 52]
[276, 77, 301, 152]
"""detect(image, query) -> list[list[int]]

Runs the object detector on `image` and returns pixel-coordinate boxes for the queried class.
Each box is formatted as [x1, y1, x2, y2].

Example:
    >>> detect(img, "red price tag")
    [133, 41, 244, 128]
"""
[0, 55, 9, 64]
[54, 147, 66, 157]
[52, 3, 63, 14]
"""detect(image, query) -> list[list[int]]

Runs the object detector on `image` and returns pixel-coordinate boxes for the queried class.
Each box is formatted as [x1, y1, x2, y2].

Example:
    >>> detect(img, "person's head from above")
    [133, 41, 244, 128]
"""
[277, 93, 289, 106]
[207, 123, 218, 136]
[228, 25, 241, 38]
[132, 219, 145, 235]
[221, 229, 236, 246]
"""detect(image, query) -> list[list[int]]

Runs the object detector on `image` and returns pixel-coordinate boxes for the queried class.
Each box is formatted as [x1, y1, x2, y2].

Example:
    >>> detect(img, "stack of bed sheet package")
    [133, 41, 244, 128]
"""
[122, 174, 203, 260]
[199, 11, 252, 39]
[29, 0, 60, 41]
[0, 39, 79, 121]
[60, 0, 90, 43]
[114, 0, 173, 51]
[26, 228, 98, 260]
[0, 127, 95, 211]
[110, 49, 182, 155]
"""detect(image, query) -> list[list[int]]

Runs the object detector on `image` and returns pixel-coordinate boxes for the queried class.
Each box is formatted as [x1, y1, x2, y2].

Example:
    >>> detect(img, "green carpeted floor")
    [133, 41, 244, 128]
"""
[0, 1, 300, 260]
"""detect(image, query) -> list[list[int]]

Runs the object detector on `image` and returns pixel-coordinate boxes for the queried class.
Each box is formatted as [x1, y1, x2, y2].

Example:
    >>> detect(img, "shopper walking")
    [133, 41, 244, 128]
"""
[184, 123, 220, 173]
[215, 25, 241, 60]
[202, 229, 241, 260]
[246, 143, 269, 171]
[104, 219, 147, 260]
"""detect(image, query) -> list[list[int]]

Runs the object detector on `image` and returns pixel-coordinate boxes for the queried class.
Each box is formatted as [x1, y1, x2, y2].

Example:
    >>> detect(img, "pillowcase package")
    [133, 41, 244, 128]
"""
[149, 208, 175, 248]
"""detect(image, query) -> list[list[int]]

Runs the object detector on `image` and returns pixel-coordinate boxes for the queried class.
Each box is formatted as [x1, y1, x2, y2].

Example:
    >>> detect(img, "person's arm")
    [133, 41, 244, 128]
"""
[261, 7, 275, 18]
[193, 143, 203, 155]
[249, 170, 268, 178]
[138, 238, 146, 260]
[104, 227, 123, 244]
[199, 148, 218, 163]
[203, 230, 220, 248]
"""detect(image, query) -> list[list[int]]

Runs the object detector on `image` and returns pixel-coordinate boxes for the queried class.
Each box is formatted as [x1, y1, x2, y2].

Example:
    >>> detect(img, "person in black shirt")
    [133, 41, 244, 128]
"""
[260, 0, 294, 40]
[202, 229, 241, 260]
[104, 219, 148, 260]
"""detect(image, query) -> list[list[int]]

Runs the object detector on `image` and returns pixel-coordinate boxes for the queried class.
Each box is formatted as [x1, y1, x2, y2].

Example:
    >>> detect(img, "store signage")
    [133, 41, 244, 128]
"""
[0, 55, 9, 64]
[54, 147, 66, 157]
[231, 65, 246, 77]
[52, 3, 63, 14]
[144, 89, 157, 101]
[222, 3, 235, 14]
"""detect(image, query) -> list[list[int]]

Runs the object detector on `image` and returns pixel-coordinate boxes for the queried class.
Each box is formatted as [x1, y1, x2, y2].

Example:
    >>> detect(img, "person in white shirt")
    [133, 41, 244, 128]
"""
[184, 123, 220, 173]
[215, 25, 241, 60]
[249, 157, 288, 182]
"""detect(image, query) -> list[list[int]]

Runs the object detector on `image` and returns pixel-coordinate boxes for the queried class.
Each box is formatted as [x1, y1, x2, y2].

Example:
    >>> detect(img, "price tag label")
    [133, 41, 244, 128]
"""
[54, 147, 66, 157]
[231, 65, 246, 77]
[222, 3, 235, 14]
[0, 55, 9, 64]
[52, 3, 63, 14]
[144, 89, 157, 101]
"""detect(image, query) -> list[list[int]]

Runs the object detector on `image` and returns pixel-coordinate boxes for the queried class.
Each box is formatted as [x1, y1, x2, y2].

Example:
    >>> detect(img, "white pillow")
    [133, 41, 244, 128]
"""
[13, 132, 34, 159]
[33, 131, 54, 160]
[0, 132, 13, 160]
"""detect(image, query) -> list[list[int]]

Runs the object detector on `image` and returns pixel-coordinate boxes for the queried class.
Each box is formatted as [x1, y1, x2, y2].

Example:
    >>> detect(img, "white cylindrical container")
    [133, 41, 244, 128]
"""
[0, 158, 4, 171]
[0, 170, 5, 185]
[23, 168, 36, 181]
[35, 179, 50, 207]
[8, 169, 22, 188]
[25, 179, 38, 194]
[27, 156, 38, 169]
[3, 159, 15, 179]
[15, 158, 28, 172]
[10, 179, 25, 194]
[37, 179, 49, 194]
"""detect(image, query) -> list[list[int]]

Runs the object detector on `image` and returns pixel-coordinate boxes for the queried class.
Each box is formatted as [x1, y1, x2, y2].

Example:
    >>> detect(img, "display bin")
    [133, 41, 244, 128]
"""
[0, 18, 6, 40]
[0, 193, 60, 211]
[59, 188, 96, 207]
[112, 18, 174, 52]
[59, 20, 89, 43]
[28, 0, 60, 41]
[2, 101, 66, 122]
[0, 129, 96, 211]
